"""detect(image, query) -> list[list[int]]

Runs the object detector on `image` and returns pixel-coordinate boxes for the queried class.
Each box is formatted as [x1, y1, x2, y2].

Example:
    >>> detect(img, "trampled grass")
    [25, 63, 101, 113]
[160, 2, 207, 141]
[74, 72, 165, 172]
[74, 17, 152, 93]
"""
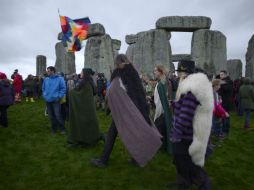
[0, 99, 253, 190]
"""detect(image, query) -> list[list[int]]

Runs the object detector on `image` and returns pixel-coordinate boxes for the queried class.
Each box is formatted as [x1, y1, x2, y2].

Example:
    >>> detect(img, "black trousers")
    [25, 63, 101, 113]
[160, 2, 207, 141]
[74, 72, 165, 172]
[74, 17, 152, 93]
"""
[100, 121, 118, 163]
[172, 141, 211, 190]
[154, 114, 167, 147]
[0, 106, 9, 127]
[26, 90, 34, 98]
[222, 117, 230, 135]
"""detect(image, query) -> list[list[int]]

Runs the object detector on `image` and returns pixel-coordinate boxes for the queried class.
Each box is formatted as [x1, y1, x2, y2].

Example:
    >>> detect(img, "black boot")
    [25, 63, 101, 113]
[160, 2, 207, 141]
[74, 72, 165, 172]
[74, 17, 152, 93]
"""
[90, 158, 107, 168]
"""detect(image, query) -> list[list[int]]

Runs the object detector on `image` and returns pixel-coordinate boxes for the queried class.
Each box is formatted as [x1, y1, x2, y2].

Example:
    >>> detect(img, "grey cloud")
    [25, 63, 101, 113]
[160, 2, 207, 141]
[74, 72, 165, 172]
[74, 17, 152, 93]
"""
[0, 0, 253, 76]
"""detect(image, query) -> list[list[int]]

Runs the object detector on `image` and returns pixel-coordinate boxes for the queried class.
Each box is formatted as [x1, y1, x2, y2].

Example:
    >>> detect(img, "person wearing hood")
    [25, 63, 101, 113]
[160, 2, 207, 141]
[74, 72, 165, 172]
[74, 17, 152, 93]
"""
[239, 77, 254, 129]
[42, 66, 66, 134]
[67, 68, 104, 146]
[0, 72, 14, 128]
[169, 60, 213, 190]
[91, 54, 162, 168]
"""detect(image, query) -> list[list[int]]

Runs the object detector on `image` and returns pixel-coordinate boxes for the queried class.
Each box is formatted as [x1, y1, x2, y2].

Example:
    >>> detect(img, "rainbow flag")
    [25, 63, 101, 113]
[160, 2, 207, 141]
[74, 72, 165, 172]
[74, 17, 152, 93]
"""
[60, 16, 91, 52]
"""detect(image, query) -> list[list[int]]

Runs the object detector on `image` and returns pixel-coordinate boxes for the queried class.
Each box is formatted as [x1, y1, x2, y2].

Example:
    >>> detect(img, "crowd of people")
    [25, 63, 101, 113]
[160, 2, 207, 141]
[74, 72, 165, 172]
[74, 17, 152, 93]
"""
[1, 54, 254, 189]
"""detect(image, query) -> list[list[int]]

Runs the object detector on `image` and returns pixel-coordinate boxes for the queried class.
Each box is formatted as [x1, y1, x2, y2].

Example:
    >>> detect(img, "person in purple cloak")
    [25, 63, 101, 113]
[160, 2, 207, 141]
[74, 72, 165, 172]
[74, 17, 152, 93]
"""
[90, 54, 162, 168]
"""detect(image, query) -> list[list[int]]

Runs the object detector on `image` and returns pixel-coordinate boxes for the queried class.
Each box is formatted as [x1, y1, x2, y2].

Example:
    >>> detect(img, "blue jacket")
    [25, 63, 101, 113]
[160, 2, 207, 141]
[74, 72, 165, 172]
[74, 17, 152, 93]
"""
[42, 75, 66, 102]
[0, 80, 14, 106]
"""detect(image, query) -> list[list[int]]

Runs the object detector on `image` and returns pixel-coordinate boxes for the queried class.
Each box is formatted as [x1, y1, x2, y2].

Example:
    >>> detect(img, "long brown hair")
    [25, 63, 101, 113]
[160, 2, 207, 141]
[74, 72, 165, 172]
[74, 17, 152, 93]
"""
[155, 65, 168, 83]
[114, 54, 132, 68]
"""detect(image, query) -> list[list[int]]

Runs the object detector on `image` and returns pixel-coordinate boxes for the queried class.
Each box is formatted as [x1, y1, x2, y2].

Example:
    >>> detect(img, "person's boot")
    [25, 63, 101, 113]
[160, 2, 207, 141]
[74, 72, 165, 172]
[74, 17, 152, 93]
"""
[100, 133, 106, 143]
[30, 98, 35, 102]
[244, 123, 250, 130]
[90, 158, 107, 168]
[198, 177, 212, 190]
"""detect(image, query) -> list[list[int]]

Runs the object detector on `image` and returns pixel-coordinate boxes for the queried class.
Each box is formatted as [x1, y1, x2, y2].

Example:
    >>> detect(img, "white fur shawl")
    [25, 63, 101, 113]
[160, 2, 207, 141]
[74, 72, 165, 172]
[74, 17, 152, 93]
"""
[176, 73, 214, 167]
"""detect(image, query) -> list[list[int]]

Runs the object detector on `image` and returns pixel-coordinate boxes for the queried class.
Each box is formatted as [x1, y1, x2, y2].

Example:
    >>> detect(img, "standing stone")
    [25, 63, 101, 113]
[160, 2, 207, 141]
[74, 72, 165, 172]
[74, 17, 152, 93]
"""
[172, 54, 192, 62]
[84, 34, 115, 80]
[125, 34, 138, 45]
[227, 59, 242, 80]
[191, 29, 227, 75]
[87, 23, 105, 37]
[126, 29, 172, 78]
[55, 32, 76, 74]
[36, 55, 46, 76]
[169, 62, 175, 74]
[112, 39, 121, 59]
[156, 16, 212, 32]
[246, 35, 254, 80]
[171, 54, 192, 74]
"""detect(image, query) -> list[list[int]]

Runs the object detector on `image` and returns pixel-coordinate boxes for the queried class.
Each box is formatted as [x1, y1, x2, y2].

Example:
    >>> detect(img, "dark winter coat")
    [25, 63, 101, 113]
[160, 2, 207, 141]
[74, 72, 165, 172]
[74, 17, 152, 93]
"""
[239, 79, 254, 110]
[24, 78, 36, 92]
[0, 80, 14, 106]
[218, 76, 233, 111]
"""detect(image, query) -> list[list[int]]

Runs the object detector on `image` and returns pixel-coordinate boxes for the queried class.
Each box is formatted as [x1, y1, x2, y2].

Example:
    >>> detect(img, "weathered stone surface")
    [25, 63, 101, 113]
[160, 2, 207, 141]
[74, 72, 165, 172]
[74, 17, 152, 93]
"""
[84, 34, 114, 79]
[191, 29, 227, 75]
[125, 34, 138, 45]
[156, 16, 212, 32]
[36, 55, 46, 76]
[126, 43, 136, 64]
[169, 62, 175, 73]
[126, 29, 172, 78]
[55, 33, 76, 74]
[125, 31, 165, 45]
[58, 32, 63, 40]
[112, 39, 121, 58]
[87, 23, 105, 37]
[172, 54, 192, 62]
[226, 59, 242, 80]
[245, 35, 254, 80]
[112, 39, 121, 50]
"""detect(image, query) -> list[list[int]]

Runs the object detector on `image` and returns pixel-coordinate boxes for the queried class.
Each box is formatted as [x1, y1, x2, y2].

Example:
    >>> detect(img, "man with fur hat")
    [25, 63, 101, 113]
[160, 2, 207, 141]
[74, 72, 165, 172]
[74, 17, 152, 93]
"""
[169, 60, 213, 189]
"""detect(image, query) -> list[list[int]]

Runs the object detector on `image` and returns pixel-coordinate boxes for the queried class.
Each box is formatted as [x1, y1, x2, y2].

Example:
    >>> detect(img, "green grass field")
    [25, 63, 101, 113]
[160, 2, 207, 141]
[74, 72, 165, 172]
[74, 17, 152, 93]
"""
[0, 99, 254, 190]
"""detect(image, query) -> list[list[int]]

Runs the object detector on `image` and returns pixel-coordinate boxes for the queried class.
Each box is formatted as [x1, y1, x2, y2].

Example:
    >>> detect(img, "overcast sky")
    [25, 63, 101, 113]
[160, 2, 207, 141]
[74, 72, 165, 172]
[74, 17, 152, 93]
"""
[0, 0, 254, 78]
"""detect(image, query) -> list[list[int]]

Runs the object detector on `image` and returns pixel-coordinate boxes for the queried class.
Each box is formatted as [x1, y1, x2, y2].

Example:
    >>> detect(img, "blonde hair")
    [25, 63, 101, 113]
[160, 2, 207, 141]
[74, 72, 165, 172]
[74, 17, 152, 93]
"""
[155, 65, 168, 83]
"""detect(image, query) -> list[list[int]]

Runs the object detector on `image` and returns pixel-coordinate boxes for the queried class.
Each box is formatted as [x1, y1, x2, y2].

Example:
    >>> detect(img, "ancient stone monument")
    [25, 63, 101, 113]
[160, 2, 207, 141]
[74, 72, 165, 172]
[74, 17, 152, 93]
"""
[125, 16, 226, 77]
[36, 55, 46, 76]
[172, 54, 192, 62]
[126, 29, 172, 78]
[156, 16, 212, 32]
[87, 23, 105, 37]
[246, 35, 254, 80]
[171, 54, 192, 74]
[227, 59, 242, 80]
[55, 32, 76, 75]
[191, 29, 227, 74]
[84, 23, 121, 79]
[112, 39, 121, 59]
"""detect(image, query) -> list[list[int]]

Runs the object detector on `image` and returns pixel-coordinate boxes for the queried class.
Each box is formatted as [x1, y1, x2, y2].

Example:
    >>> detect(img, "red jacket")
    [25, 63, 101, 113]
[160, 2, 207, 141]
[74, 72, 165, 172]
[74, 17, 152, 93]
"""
[213, 102, 227, 119]
[13, 74, 23, 93]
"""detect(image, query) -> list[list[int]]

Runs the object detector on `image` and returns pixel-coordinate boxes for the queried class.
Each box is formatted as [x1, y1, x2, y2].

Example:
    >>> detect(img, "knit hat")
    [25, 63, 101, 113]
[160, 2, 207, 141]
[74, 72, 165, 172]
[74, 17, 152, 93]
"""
[0, 72, 7, 80]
